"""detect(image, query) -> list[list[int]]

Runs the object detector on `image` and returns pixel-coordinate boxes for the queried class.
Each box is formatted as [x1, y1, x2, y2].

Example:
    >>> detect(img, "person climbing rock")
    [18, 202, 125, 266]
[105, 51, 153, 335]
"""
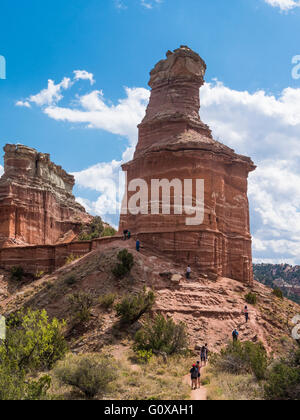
[123, 229, 128, 241]
[190, 364, 198, 390]
[244, 305, 249, 323]
[186, 265, 191, 279]
[136, 238, 140, 252]
[232, 328, 239, 342]
[196, 361, 202, 388]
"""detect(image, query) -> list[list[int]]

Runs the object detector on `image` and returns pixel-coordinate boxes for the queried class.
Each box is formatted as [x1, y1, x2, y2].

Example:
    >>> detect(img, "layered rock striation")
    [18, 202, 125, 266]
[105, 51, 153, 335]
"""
[119, 46, 256, 284]
[0, 144, 92, 247]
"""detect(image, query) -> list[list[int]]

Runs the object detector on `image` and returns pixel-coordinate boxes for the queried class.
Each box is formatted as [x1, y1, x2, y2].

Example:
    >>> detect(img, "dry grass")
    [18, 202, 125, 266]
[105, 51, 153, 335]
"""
[48, 345, 193, 400]
[204, 366, 264, 401]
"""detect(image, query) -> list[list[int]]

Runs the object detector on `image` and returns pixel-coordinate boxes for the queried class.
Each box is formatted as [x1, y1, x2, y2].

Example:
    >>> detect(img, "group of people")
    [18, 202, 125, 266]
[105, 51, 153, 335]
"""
[123, 229, 140, 252]
[189, 344, 209, 390]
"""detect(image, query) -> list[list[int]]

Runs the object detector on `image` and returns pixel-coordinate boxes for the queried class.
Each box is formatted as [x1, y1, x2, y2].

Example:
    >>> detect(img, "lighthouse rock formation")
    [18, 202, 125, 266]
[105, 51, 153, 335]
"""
[120, 46, 256, 284]
[0, 144, 92, 248]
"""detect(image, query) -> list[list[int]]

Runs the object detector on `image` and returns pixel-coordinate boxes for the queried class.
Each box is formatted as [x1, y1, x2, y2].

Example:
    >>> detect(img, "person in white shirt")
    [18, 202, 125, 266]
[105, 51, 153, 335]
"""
[186, 265, 191, 279]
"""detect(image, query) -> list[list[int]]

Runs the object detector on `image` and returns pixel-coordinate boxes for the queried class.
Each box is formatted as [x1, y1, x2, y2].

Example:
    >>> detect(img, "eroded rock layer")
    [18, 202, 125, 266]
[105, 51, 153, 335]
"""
[119, 46, 256, 284]
[0, 144, 92, 247]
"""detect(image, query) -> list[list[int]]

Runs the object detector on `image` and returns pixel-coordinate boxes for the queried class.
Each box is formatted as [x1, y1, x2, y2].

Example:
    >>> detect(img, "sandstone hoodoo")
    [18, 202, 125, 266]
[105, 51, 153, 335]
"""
[120, 46, 256, 284]
[0, 144, 92, 248]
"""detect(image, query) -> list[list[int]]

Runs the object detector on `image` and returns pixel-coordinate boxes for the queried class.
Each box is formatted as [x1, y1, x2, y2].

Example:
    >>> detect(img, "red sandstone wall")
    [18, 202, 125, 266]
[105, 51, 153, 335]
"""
[0, 236, 122, 274]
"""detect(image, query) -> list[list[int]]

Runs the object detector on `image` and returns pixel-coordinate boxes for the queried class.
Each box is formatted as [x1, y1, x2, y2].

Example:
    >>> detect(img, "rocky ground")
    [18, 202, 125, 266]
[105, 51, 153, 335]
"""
[0, 239, 299, 356]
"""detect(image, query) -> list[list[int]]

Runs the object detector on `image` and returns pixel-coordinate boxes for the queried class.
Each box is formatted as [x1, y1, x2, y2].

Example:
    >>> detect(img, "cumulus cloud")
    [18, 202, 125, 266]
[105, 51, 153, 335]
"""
[201, 81, 300, 263]
[44, 87, 149, 144]
[16, 71, 96, 108]
[73, 70, 95, 85]
[0, 165, 3, 177]
[264, 0, 300, 11]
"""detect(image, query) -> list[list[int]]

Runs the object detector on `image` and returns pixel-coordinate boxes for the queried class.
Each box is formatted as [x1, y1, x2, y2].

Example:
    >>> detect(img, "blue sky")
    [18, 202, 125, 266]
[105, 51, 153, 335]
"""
[1, 0, 300, 263]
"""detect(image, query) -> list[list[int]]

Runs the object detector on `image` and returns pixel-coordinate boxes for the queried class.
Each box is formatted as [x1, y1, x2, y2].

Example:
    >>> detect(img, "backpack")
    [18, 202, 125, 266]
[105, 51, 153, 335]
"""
[191, 367, 198, 379]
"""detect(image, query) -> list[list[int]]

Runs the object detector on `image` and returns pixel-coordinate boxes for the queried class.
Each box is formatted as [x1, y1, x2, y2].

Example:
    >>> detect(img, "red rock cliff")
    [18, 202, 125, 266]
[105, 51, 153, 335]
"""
[0, 144, 92, 247]
[119, 46, 256, 284]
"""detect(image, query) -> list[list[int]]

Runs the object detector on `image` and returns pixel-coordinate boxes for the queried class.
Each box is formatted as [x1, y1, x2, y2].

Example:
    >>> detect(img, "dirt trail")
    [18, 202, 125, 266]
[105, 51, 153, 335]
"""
[184, 366, 208, 401]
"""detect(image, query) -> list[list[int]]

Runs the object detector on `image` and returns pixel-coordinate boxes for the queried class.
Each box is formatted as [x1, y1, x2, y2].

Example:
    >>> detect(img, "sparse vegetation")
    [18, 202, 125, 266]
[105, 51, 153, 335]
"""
[35, 271, 45, 280]
[99, 293, 116, 310]
[0, 309, 67, 400]
[210, 341, 268, 381]
[54, 353, 116, 399]
[10, 266, 25, 281]
[78, 217, 104, 241]
[112, 249, 134, 279]
[245, 292, 257, 305]
[272, 287, 284, 300]
[134, 314, 188, 356]
[68, 292, 94, 324]
[264, 347, 300, 400]
[115, 288, 155, 324]
[101, 226, 117, 237]
[65, 254, 80, 265]
[64, 275, 77, 286]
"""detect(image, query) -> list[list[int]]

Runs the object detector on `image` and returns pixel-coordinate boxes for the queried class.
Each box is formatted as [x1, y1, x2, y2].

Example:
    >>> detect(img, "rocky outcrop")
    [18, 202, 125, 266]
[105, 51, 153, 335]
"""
[0, 144, 92, 247]
[119, 46, 256, 284]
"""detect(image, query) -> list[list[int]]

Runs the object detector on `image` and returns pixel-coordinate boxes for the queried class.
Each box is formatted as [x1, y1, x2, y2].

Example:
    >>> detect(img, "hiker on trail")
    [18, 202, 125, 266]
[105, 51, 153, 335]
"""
[136, 239, 140, 252]
[196, 361, 202, 388]
[244, 306, 249, 323]
[200, 344, 209, 366]
[127, 231, 131, 240]
[186, 265, 191, 279]
[123, 229, 128, 241]
[232, 328, 239, 342]
[190, 364, 198, 390]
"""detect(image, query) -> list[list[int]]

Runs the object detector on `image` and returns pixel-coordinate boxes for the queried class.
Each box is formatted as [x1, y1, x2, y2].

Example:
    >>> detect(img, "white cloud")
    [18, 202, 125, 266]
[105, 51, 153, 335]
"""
[73, 70, 95, 85]
[28, 78, 72, 106]
[264, 0, 300, 11]
[44, 87, 150, 144]
[16, 71, 96, 109]
[141, 0, 162, 9]
[16, 101, 31, 108]
[0, 165, 3, 177]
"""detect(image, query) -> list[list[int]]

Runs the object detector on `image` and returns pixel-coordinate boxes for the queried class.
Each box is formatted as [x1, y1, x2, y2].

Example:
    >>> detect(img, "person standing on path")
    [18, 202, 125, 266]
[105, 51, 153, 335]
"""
[244, 306, 249, 323]
[186, 265, 191, 279]
[232, 328, 239, 343]
[136, 238, 140, 252]
[190, 364, 198, 390]
[196, 361, 202, 389]
[200, 344, 209, 366]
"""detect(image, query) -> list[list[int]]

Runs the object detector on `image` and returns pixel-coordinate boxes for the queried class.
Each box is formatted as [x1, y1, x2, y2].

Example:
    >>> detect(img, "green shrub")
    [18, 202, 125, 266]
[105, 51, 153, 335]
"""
[135, 349, 153, 364]
[0, 365, 52, 400]
[112, 249, 134, 279]
[55, 354, 116, 399]
[101, 227, 117, 237]
[115, 288, 155, 324]
[273, 288, 284, 299]
[65, 254, 80, 265]
[0, 309, 67, 373]
[64, 275, 77, 286]
[134, 314, 188, 356]
[10, 266, 25, 281]
[264, 348, 300, 400]
[211, 341, 268, 380]
[245, 292, 257, 305]
[99, 293, 116, 310]
[35, 271, 45, 280]
[78, 217, 104, 241]
[68, 292, 94, 324]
